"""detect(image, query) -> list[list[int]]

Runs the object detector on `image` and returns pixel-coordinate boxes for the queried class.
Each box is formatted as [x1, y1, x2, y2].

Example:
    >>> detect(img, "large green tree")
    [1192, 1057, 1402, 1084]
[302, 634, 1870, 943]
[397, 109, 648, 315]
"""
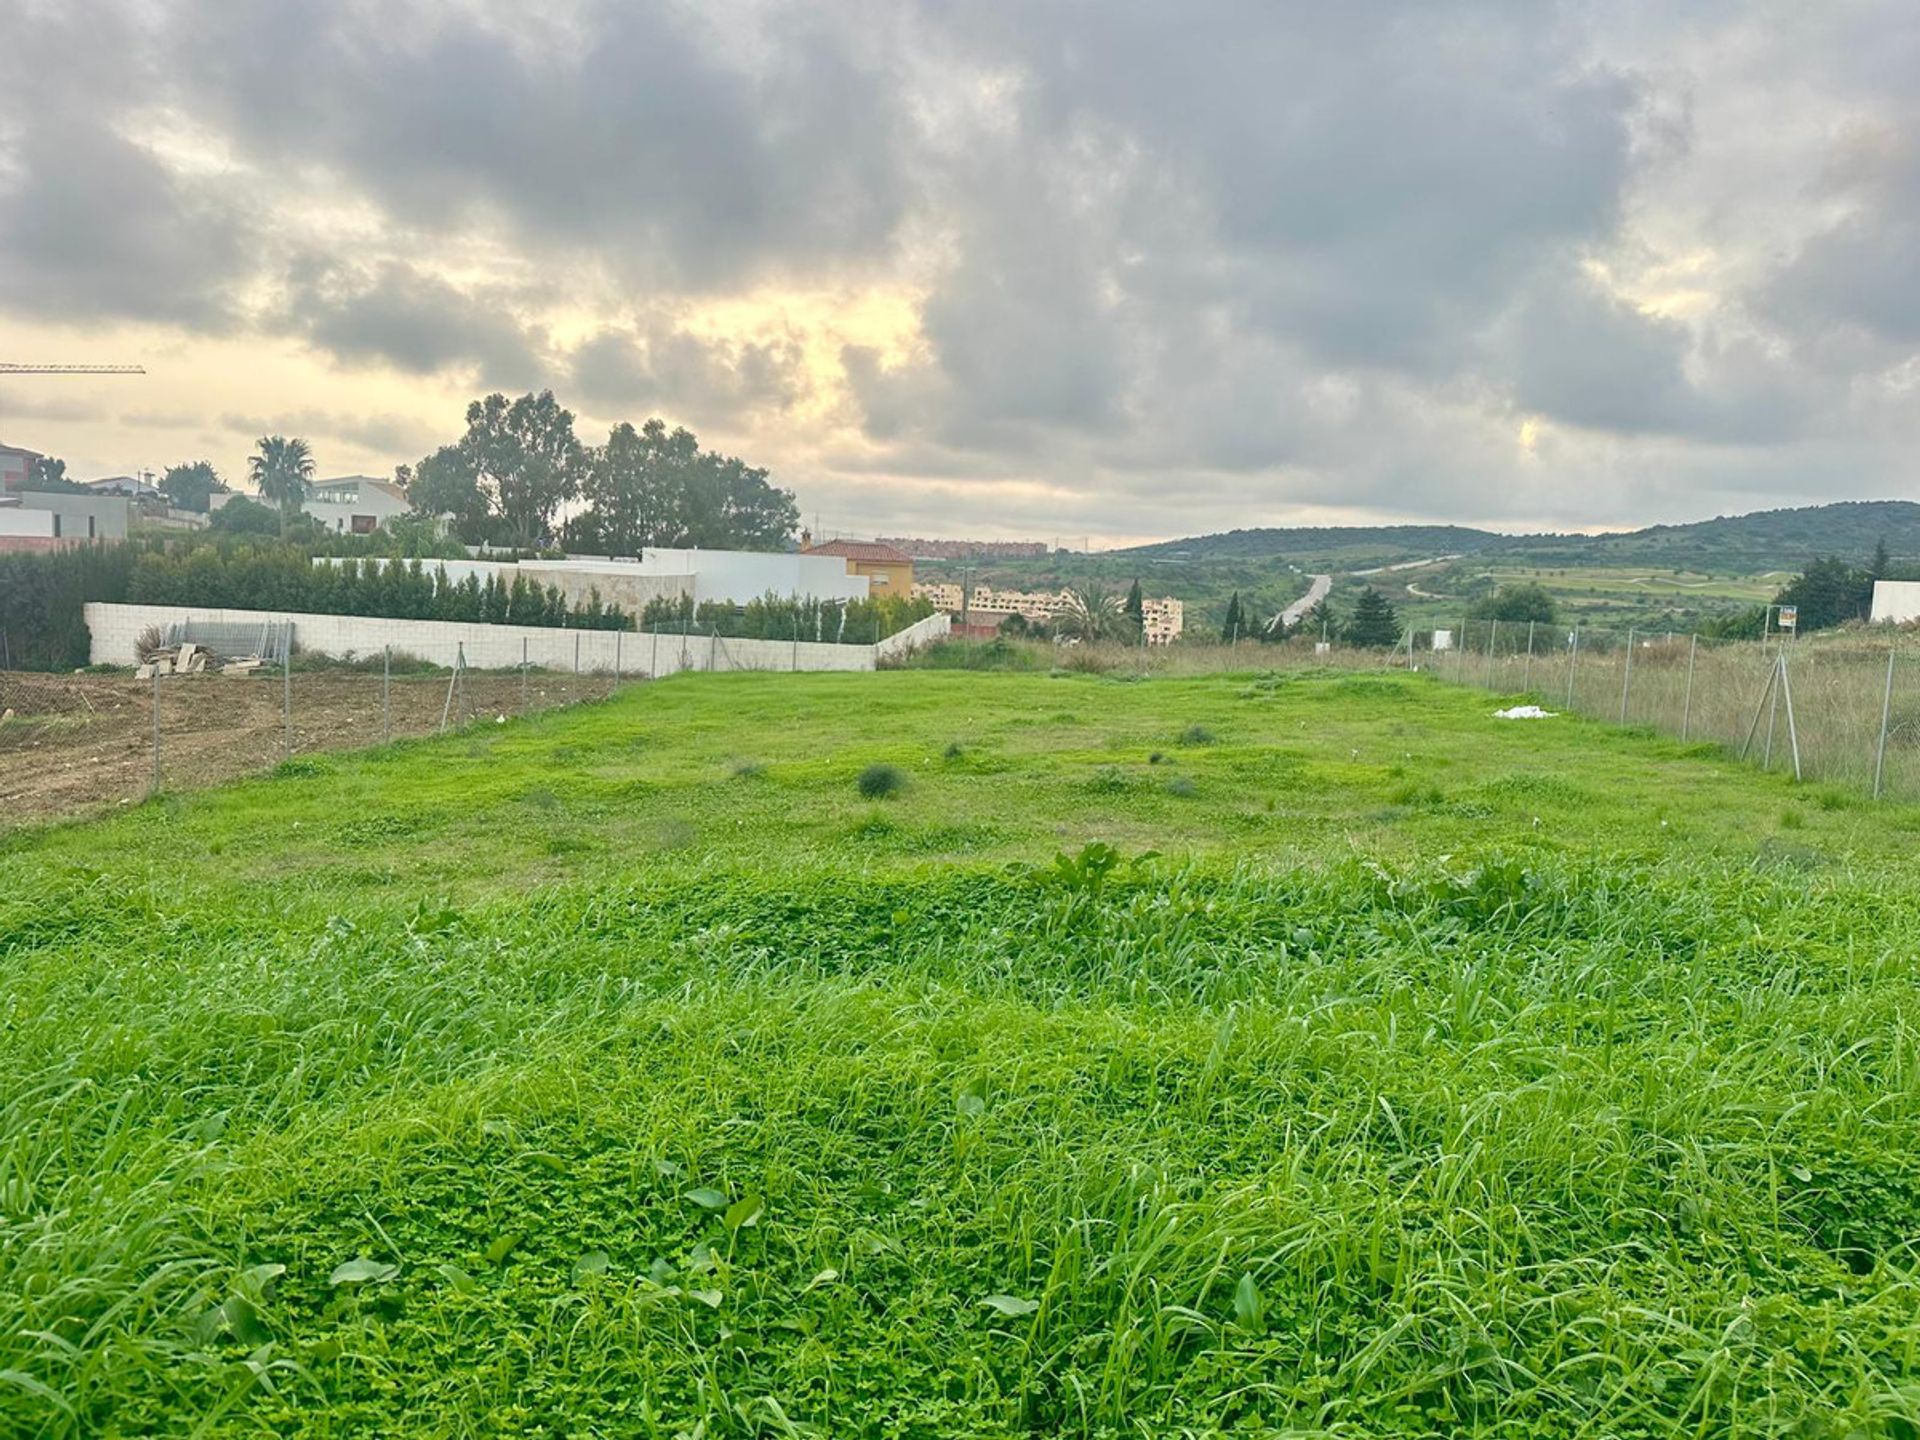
[248, 436, 315, 533]
[566, 417, 797, 553]
[458, 391, 584, 549]
[1773, 556, 1872, 632]
[160, 460, 223, 513]
[568, 420, 687, 554]
[1343, 586, 1404, 648]
[406, 444, 490, 540]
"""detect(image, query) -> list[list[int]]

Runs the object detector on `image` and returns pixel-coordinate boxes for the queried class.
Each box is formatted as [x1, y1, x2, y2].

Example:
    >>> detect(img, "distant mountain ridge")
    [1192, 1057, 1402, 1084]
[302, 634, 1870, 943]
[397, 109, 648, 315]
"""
[1123, 500, 1920, 572]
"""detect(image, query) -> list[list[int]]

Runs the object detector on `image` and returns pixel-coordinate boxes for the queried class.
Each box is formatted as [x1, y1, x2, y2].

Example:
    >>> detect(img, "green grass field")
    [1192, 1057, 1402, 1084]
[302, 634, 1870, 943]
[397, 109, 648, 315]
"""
[5, 670, 1919, 1436]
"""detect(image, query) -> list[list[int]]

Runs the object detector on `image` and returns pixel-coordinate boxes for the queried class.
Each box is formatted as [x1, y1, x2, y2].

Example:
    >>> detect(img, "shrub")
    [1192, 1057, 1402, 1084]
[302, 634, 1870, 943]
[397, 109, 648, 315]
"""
[1177, 723, 1217, 746]
[857, 763, 907, 799]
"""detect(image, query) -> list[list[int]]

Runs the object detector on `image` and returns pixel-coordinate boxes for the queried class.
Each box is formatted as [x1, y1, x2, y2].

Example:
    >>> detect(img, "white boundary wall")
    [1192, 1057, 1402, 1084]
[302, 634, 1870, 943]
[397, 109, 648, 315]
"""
[85, 603, 949, 674]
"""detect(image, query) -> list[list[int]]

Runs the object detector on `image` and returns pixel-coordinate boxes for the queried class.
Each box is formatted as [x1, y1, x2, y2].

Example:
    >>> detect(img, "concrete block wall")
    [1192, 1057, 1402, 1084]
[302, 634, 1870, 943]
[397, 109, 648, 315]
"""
[85, 603, 948, 675]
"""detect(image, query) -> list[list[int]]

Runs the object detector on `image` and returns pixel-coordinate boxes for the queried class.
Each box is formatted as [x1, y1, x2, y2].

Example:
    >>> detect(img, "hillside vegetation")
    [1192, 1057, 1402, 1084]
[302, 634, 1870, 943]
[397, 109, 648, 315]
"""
[4, 670, 1918, 1436]
[920, 501, 1920, 637]
[1125, 500, 1920, 573]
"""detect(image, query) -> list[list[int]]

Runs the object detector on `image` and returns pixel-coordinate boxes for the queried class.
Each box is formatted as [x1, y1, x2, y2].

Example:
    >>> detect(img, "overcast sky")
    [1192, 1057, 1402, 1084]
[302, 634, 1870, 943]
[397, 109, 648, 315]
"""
[2, 1, 1917, 544]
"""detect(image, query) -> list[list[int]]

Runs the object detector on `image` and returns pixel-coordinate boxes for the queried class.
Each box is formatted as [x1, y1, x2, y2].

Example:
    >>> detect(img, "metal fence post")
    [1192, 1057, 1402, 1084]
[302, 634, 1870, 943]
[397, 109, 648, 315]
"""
[521, 636, 529, 715]
[1619, 627, 1635, 724]
[382, 644, 392, 744]
[574, 632, 581, 676]
[1875, 644, 1896, 799]
[651, 627, 660, 679]
[283, 655, 292, 760]
[1779, 649, 1802, 781]
[1487, 619, 1498, 689]
[613, 630, 622, 694]
[1762, 656, 1780, 769]
[440, 643, 464, 733]
[1680, 635, 1697, 741]
[151, 666, 161, 795]
[1523, 620, 1535, 692]
[1566, 626, 1580, 709]
[711, 624, 719, 672]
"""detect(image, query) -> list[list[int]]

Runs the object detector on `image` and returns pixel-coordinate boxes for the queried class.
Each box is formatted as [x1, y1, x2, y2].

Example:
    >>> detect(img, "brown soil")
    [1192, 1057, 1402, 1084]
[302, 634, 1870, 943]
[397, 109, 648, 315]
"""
[0, 669, 616, 828]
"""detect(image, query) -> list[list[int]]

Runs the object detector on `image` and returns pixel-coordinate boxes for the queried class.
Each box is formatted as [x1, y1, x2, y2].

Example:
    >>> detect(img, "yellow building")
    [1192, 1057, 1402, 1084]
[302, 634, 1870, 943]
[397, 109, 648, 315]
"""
[803, 538, 916, 598]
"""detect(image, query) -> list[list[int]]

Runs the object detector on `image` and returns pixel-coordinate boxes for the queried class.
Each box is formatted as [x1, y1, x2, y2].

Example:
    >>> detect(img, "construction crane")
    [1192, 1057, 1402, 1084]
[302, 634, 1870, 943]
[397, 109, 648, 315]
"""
[0, 362, 145, 375]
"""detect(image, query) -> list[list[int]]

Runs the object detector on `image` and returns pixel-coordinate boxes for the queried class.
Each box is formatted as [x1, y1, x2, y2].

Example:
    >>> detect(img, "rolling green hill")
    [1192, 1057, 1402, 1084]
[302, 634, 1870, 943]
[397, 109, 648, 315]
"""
[1122, 499, 1920, 574]
[919, 501, 1920, 636]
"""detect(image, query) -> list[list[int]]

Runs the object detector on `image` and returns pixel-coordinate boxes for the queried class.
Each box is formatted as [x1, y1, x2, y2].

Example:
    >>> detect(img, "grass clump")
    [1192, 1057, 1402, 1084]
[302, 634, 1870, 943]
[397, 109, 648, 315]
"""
[1177, 722, 1217, 746]
[856, 761, 907, 799]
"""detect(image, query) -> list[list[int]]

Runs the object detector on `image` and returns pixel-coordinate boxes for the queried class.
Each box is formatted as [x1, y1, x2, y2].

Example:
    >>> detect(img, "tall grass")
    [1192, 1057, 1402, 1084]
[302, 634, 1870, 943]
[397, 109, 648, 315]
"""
[2, 670, 1917, 1434]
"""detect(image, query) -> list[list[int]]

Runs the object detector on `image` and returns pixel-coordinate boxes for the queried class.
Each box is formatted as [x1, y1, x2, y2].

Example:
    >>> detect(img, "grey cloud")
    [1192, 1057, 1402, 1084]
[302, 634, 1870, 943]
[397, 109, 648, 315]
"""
[0, 115, 248, 329]
[279, 260, 549, 387]
[568, 322, 806, 424]
[175, 0, 910, 291]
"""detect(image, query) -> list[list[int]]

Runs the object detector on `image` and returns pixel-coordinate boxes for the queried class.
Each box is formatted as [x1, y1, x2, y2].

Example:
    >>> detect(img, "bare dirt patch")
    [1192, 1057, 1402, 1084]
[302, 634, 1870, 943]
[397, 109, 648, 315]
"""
[0, 669, 619, 827]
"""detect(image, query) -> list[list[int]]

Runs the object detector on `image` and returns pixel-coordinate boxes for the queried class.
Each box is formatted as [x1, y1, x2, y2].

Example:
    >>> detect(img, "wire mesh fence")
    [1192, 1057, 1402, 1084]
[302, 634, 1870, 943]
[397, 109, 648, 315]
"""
[1419, 619, 1920, 799]
[0, 652, 638, 826]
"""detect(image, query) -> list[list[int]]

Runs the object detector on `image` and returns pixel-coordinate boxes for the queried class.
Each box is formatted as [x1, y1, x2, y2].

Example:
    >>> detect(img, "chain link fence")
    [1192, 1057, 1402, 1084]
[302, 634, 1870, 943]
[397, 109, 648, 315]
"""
[1418, 619, 1920, 799]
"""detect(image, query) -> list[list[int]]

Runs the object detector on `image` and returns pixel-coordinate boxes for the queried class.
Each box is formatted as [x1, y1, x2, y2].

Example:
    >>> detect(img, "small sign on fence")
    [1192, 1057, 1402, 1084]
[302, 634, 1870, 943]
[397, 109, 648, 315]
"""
[1777, 605, 1798, 631]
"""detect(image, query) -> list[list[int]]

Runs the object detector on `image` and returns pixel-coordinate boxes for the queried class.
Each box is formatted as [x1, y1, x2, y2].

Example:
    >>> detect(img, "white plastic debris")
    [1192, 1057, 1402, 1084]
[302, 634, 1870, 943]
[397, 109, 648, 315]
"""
[1493, 704, 1558, 719]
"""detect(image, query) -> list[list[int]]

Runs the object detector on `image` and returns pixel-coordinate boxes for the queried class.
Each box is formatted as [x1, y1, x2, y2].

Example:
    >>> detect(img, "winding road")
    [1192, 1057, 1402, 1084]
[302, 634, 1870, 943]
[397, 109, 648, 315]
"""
[1276, 572, 1333, 629]
[1277, 553, 1463, 627]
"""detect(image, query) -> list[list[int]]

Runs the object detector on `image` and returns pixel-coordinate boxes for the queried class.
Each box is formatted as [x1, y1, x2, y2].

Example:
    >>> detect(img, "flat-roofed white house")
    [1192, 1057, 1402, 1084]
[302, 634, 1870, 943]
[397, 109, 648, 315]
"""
[300, 475, 413, 533]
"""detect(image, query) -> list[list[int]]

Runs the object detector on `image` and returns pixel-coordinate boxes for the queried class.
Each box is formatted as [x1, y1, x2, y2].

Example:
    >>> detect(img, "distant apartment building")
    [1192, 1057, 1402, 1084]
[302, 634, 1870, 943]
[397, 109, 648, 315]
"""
[914, 582, 1184, 643]
[802, 538, 915, 597]
[877, 536, 1050, 560]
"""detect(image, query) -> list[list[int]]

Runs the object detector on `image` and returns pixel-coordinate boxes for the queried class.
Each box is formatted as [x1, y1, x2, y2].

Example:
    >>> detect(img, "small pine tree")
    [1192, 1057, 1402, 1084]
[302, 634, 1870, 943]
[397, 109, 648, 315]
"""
[1124, 579, 1144, 626]
[1221, 591, 1244, 643]
[1344, 587, 1404, 648]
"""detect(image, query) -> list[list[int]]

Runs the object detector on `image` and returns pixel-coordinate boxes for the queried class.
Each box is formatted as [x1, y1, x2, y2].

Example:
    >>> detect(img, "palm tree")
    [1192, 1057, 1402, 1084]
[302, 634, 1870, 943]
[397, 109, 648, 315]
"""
[1059, 584, 1128, 644]
[248, 436, 314, 534]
